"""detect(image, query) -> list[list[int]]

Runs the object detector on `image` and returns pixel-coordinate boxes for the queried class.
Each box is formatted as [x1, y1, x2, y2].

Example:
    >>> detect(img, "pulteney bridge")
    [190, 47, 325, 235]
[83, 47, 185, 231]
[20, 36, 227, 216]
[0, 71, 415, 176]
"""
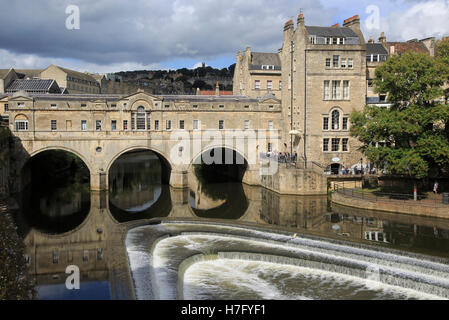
[6, 90, 284, 192]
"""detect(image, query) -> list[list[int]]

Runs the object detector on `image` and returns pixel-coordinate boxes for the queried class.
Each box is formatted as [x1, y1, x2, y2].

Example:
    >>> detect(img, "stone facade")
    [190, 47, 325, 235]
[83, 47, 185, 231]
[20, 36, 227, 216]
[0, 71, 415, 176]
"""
[279, 14, 367, 171]
[233, 47, 282, 99]
[5, 90, 285, 192]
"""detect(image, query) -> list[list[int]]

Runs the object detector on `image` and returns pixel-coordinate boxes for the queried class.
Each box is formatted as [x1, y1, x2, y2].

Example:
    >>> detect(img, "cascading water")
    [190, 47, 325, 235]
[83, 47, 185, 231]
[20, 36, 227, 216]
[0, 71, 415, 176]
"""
[125, 222, 449, 300]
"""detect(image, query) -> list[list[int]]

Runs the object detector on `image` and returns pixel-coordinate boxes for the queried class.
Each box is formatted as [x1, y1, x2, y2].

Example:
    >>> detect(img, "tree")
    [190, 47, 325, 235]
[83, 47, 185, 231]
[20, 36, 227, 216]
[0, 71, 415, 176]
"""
[350, 51, 449, 180]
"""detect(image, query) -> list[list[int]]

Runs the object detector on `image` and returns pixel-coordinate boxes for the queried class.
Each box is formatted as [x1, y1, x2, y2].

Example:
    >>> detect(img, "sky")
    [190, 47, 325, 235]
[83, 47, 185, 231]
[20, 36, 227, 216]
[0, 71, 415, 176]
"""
[0, 0, 448, 73]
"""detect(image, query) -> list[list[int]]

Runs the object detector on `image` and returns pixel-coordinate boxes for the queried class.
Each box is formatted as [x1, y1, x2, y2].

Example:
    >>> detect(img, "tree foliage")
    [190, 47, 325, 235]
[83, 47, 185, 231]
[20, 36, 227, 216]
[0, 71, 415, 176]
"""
[351, 51, 449, 179]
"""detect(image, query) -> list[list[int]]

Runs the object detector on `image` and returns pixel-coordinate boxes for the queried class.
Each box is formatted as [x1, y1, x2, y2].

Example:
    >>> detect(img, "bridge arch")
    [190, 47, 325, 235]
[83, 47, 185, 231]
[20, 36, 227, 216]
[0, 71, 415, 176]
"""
[27, 146, 93, 174]
[107, 146, 173, 185]
[189, 145, 251, 171]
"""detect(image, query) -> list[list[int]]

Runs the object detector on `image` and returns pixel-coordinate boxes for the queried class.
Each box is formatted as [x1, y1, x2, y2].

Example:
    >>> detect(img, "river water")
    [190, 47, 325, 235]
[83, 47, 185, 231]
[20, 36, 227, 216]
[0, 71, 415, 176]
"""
[11, 150, 449, 300]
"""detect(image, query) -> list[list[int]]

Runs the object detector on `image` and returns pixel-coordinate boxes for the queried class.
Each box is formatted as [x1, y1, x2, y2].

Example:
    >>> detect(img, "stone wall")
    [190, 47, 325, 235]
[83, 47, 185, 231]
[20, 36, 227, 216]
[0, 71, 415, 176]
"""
[0, 127, 10, 197]
[260, 166, 327, 195]
[332, 191, 449, 219]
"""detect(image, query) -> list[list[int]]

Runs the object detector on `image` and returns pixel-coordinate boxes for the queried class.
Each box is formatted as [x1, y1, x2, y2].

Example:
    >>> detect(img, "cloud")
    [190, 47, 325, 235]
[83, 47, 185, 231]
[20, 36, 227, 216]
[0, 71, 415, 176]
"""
[1, 0, 446, 73]
[361, 0, 449, 41]
[0, 0, 333, 71]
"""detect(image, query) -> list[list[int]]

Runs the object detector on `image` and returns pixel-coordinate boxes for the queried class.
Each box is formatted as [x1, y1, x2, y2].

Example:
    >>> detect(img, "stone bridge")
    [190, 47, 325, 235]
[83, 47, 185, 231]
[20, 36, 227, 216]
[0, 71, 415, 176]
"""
[12, 129, 270, 192]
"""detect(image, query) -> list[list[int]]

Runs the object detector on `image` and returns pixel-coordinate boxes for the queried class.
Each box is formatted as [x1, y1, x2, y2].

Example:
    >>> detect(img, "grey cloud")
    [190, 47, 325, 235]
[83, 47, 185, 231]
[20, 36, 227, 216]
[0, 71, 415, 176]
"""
[0, 0, 333, 67]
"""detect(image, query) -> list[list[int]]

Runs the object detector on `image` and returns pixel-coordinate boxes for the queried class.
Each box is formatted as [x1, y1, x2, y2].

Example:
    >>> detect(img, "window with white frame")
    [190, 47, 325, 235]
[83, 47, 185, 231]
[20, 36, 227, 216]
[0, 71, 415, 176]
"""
[332, 81, 341, 100]
[323, 138, 329, 152]
[179, 120, 185, 129]
[332, 138, 340, 152]
[96, 120, 102, 131]
[268, 121, 274, 130]
[343, 117, 349, 130]
[166, 120, 171, 130]
[267, 80, 273, 90]
[348, 58, 353, 68]
[323, 117, 329, 130]
[325, 58, 331, 68]
[343, 81, 350, 100]
[254, 80, 261, 90]
[136, 106, 146, 130]
[111, 120, 117, 131]
[51, 120, 57, 131]
[81, 120, 87, 131]
[341, 59, 347, 68]
[342, 138, 349, 152]
[332, 110, 340, 130]
[15, 120, 28, 131]
[154, 120, 159, 130]
[219, 120, 224, 130]
[279, 81, 282, 90]
[309, 35, 316, 44]
[333, 55, 339, 68]
[324, 81, 330, 100]
[193, 120, 199, 130]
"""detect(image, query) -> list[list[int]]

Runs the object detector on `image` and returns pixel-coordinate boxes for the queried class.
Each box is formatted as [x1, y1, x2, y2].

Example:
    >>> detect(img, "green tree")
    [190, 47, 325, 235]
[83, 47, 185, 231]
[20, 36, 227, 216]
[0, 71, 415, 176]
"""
[350, 51, 449, 180]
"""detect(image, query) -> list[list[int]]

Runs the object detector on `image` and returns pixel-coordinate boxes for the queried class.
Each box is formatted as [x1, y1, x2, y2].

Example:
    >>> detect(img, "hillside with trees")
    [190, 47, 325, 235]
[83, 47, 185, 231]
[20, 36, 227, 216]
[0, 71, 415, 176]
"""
[115, 64, 235, 95]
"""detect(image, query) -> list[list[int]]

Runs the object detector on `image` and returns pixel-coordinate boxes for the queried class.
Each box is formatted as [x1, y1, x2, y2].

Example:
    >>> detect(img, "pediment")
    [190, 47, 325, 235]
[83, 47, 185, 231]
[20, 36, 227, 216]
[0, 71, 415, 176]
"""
[260, 98, 280, 104]
[9, 95, 33, 102]
[119, 91, 162, 103]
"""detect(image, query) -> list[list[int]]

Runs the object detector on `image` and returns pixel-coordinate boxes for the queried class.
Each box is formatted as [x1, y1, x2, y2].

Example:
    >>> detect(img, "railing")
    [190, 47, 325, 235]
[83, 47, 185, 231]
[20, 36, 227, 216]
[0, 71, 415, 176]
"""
[333, 182, 449, 208]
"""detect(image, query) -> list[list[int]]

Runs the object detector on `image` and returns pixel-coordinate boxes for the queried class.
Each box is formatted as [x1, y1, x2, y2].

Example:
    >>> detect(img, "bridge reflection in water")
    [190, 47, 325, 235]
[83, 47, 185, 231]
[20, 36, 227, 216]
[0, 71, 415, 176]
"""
[10, 150, 449, 300]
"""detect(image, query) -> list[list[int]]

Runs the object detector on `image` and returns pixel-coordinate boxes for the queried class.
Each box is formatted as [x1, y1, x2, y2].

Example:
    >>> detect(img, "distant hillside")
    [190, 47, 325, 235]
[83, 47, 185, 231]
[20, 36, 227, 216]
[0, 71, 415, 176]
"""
[115, 64, 235, 95]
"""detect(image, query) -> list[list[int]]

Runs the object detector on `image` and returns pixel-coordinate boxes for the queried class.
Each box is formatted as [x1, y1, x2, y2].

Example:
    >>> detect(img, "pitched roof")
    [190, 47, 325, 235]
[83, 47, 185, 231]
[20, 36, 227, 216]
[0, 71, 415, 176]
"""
[387, 41, 429, 55]
[0, 68, 14, 79]
[15, 69, 43, 79]
[6, 79, 59, 93]
[250, 52, 281, 67]
[305, 26, 358, 38]
[51, 65, 99, 83]
[366, 43, 388, 56]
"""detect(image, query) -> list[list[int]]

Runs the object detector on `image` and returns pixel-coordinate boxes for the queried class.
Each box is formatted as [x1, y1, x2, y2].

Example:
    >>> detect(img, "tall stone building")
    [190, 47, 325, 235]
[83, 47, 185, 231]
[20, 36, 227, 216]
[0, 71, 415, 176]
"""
[233, 47, 282, 99]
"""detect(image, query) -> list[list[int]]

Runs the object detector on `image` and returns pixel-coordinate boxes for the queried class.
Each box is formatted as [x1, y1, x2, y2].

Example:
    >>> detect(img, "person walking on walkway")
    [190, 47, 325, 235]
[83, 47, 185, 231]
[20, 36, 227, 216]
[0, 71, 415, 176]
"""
[434, 181, 439, 194]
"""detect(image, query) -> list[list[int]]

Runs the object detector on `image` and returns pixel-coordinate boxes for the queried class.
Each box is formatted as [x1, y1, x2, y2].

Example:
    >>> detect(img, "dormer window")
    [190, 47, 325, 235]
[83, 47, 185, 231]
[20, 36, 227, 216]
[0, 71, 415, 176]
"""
[261, 65, 275, 70]
[309, 35, 317, 44]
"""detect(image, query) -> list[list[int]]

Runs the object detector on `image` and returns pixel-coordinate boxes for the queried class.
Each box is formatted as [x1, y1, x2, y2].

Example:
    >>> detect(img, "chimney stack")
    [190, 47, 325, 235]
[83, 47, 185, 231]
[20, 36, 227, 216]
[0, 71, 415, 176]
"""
[297, 13, 304, 26]
[284, 19, 294, 31]
[343, 15, 360, 28]
[368, 36, 374, 44]
[379, 32, 386, 43]
[215, 82, 219, 96]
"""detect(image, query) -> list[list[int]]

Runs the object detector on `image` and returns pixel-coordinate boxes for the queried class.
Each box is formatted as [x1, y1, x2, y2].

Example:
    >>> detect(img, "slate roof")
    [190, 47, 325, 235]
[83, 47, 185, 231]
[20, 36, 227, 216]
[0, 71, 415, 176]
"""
[386, 41, 429, 55]
[250, 52, 281, 67]
[6, 79, 59, 93]
[366, 43, 389, 56]
[305, 26, 359, 38]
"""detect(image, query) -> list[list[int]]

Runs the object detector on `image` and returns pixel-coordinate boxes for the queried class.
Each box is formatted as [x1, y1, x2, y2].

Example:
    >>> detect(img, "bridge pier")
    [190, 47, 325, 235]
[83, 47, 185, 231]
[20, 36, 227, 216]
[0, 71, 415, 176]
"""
[91, 171, 108, 192]
[169, 170, 189, 189]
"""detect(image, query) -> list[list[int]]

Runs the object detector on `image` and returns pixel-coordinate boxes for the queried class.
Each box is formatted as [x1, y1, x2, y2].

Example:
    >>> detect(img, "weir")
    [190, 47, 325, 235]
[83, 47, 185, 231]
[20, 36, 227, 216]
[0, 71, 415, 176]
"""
[126, 222, 449, 300]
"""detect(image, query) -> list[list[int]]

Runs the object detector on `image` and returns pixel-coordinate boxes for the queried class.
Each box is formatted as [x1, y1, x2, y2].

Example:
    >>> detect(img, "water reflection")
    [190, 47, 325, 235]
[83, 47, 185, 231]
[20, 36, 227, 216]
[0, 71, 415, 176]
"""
[108, 151, 171, 222]
[11, 149, 449, 300]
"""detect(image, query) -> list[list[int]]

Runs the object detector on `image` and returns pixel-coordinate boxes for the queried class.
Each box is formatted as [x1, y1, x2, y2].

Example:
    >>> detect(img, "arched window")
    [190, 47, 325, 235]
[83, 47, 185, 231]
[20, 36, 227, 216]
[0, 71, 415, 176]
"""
[14, 114, 29, 131]
[136, 106, 146, 130]
[331, 110, 340, 130]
